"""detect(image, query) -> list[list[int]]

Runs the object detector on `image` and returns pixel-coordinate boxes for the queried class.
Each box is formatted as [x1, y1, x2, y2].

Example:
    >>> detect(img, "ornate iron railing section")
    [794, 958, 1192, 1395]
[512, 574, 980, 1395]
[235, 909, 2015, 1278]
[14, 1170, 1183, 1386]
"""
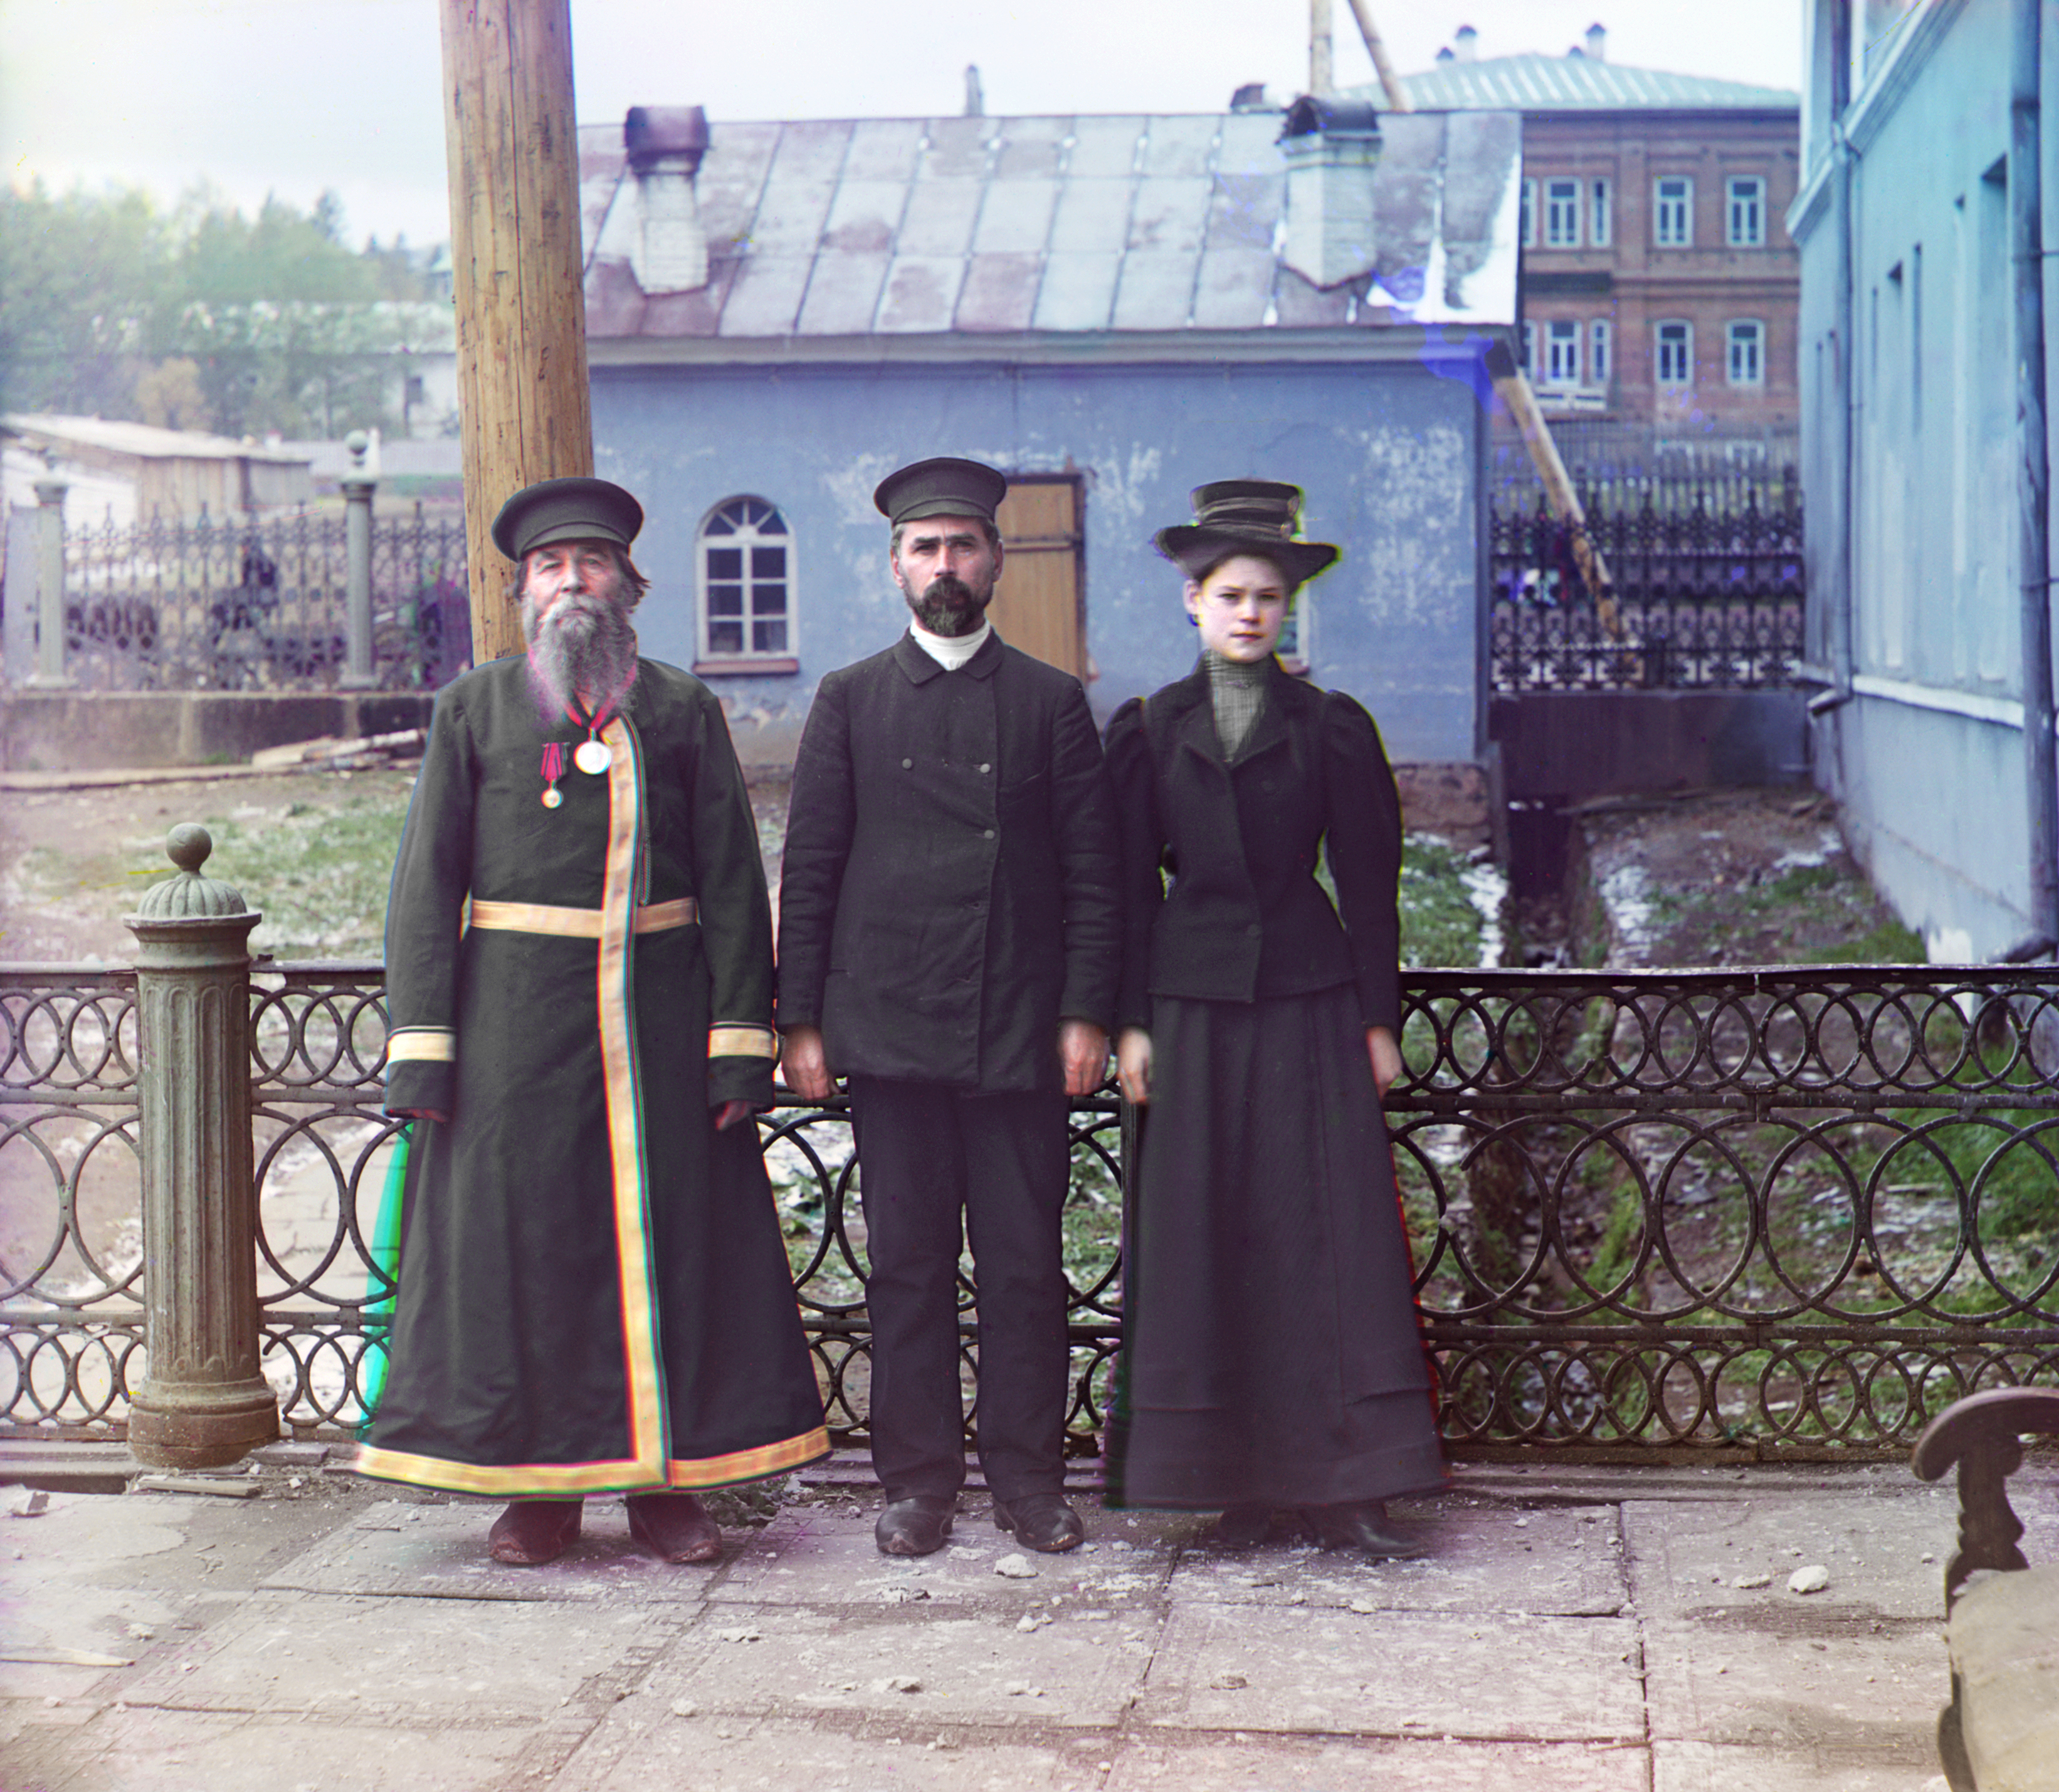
[1488, 477, 1805, 693]
[4, 964, 2055, 1457]
[57, 509, 468, 692]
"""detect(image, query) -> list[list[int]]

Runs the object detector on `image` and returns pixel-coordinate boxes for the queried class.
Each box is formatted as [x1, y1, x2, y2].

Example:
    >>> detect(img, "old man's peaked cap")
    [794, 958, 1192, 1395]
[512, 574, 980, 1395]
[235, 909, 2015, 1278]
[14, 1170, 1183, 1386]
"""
[874, 458, 1008, 527]
[492, 478, 645, 562]
[1154, 479, 1339, 585]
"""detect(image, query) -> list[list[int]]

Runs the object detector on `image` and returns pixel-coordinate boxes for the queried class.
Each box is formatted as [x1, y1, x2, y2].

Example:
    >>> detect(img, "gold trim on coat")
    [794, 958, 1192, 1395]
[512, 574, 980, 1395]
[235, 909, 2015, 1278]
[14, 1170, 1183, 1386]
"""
[469, 895, 698, 938]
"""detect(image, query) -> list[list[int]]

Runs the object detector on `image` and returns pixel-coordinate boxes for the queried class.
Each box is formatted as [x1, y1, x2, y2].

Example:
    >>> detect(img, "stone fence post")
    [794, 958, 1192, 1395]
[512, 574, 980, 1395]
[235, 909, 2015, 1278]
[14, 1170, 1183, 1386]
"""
[339, 429, 378, 688]
[26, 456, 73, 689]
[123, 825, 279, 1467]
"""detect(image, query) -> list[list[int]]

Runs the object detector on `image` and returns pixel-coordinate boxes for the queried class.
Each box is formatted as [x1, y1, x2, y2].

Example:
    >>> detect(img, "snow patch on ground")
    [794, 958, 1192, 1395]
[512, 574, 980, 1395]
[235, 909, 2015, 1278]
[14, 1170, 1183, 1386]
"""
[1771, 828, 1843, 875]
[1599, 863, 1659, 963]
[1460, 855, 1507, 968]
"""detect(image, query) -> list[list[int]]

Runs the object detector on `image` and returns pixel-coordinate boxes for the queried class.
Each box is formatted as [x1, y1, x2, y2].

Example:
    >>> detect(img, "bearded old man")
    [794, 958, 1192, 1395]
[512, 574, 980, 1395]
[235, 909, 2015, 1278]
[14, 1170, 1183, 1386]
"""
[777, 458, 1122, 1557]
[356, 478, 828, 1566]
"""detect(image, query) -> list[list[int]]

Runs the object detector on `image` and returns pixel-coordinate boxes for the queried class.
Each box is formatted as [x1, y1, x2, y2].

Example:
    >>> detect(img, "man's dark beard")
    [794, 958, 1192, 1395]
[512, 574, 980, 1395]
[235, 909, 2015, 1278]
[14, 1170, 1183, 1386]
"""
[905, 572, 991, 638]
[526, 588, 640, 716]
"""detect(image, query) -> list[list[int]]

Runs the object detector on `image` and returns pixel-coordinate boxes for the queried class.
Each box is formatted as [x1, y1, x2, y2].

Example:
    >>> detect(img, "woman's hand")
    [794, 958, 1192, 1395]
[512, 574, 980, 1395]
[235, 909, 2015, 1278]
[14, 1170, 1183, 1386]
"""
[1117, 1026, 1154, 1105]
[1366, 1026, 1403, 1099]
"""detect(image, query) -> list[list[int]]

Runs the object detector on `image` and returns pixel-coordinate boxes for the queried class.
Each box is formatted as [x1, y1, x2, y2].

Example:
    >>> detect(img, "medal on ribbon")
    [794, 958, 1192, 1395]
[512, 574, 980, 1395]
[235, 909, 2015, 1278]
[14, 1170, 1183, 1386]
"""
[539, 742, 566, 808]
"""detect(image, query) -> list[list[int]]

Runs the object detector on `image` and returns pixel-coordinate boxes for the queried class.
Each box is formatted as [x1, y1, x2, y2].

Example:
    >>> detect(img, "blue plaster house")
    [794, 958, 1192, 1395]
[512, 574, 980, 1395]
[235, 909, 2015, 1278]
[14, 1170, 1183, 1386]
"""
[1791, 0, 2059, 960]
[576, 100, 1521, 767]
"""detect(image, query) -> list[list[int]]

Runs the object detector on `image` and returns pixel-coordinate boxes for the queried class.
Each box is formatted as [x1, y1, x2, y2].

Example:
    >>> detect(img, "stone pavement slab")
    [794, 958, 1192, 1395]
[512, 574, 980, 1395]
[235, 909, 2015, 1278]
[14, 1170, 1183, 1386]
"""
[259, 1498, 714, 1603]
[1653, 1739, 1951, 1791]
[1105, 1736, 1653, 1790]
[116, 1588, 679, 1724]
[1625, 1490, 1960, 1622]
[615, 1604, 1153, 1727]
[18, 1707, 537, 1792]
[1137, 1604, 1647, 1741]
[1167, 1499, 1627, 1616]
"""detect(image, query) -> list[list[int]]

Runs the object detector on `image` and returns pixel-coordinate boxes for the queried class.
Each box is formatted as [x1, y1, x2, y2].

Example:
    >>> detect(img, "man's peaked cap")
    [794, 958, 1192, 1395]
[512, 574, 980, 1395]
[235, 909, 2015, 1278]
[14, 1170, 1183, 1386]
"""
[492, 478, 645, 562]
[1154, 480, 1339, 585]
[874, 458, 1008, 527]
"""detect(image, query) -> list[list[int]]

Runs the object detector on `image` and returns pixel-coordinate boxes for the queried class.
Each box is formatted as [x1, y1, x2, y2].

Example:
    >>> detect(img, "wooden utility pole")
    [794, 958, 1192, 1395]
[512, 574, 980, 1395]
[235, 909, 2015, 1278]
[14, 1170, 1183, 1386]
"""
[440, 0, 593, 665]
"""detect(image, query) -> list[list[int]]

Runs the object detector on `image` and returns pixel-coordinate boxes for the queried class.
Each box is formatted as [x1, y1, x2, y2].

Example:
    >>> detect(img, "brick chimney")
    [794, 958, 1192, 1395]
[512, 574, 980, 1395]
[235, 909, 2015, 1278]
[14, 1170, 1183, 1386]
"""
[625, 106, 710, 293]
[1278, 95, 1383, 290]
[1453, 24, 1478, 63]
[1585, 22, 1607, 62]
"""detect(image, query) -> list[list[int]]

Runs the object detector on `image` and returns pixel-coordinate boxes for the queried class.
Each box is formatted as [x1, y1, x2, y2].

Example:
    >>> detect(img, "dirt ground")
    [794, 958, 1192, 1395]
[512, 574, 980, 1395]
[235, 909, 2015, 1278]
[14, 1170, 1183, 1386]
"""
[1568, 786, 1922, 968]
[2, 766, 1915, 975]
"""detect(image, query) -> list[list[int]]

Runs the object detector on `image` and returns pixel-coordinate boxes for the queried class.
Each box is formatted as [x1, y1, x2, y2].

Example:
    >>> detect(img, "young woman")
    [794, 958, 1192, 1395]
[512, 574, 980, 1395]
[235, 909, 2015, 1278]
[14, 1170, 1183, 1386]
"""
[1102, 480, 1445, 1555]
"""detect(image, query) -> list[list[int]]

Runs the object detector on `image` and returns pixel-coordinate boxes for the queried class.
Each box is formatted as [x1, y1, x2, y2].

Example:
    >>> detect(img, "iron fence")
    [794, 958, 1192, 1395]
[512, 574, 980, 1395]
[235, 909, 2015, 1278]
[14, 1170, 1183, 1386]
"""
[1490, 476, 1805, 693]
[55, 509, 468, 692]
[4, 964, 2055, 1458]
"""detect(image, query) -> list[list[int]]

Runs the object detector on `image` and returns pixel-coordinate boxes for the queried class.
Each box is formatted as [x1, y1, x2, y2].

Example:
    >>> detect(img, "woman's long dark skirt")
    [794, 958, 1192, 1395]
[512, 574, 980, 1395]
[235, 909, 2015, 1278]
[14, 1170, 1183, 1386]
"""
[1106, 984, 1445, 1510]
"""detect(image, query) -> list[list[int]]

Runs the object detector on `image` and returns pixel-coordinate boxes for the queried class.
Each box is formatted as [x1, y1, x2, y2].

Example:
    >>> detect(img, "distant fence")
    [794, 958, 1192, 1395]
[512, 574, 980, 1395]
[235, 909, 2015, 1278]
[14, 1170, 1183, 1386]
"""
[46, 509, 469, 692]
[1489, 472, 1806, 693]
[6, 959, 2055, 1461]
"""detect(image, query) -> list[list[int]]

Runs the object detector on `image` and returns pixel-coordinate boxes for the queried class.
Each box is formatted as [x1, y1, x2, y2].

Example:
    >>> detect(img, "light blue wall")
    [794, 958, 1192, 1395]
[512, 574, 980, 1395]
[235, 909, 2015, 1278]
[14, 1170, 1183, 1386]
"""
[1795, 0, 2059, 957]
[592, 352, 1487, 765]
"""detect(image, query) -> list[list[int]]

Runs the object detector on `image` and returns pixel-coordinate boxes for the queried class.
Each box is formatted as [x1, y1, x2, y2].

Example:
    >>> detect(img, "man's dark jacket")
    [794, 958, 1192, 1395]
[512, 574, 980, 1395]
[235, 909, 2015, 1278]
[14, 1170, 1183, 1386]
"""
[777, 630, 1122, 1092]
[1102, 657, 1403, 1034]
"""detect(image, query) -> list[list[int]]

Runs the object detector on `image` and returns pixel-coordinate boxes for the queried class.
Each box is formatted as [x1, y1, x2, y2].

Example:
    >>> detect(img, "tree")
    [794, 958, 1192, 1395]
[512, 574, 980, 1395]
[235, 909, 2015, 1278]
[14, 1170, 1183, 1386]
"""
[0, 182, 445, 437]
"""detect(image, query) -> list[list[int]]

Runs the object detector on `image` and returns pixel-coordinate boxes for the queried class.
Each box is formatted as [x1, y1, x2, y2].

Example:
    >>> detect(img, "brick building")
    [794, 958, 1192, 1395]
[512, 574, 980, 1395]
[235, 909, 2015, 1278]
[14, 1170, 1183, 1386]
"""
[1361, 24, 1801, 430]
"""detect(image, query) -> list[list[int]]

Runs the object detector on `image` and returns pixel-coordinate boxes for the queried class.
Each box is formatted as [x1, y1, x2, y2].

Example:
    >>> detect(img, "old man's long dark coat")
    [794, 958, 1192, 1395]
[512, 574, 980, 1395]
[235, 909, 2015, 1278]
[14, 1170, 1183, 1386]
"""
[355, 655, 828, 1497]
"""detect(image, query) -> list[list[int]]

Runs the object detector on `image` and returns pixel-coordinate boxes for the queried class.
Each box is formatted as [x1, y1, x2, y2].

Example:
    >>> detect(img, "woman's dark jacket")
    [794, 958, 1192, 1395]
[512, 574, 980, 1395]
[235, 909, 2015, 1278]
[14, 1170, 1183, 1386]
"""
[1103, 658, 1402, 1034]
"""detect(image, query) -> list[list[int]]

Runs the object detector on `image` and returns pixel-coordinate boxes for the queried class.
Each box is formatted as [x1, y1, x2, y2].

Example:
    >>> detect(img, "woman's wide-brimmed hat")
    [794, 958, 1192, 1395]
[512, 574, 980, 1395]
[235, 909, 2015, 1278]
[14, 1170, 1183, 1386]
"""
[1154, 480, 1339, 586]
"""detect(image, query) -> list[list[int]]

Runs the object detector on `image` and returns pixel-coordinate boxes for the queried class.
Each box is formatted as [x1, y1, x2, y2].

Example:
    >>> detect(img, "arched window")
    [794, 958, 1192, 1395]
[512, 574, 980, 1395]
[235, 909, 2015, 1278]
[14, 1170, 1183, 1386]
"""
[697, 497, 796, 672]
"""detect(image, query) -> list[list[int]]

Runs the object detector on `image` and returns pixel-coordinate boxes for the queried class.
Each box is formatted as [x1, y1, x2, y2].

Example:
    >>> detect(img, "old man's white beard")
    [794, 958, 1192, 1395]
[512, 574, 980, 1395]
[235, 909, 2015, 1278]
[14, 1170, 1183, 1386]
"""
[525, 590, 640, 719]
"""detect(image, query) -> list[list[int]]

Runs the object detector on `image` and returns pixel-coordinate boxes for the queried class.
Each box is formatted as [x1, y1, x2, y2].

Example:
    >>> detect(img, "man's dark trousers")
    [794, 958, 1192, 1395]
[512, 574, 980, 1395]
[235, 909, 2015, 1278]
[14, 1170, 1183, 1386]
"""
[850, 1077, 1071, 1505]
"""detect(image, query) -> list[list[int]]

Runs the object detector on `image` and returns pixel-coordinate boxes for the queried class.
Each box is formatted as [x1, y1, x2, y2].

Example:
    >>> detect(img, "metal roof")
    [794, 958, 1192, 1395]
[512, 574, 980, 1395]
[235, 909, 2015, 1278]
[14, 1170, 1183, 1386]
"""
[1364, 53, 1798, 112]
[580, 108, 1521, 345]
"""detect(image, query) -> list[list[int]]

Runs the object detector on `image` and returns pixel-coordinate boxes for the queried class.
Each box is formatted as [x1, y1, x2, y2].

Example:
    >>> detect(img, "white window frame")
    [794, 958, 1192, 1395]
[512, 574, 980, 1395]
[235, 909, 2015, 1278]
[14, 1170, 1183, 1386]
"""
[1655, 176, 1693, 248]
[1590, 178, 1613, 248]
[1522, 319, 1539, 372]
[1726, 318, 1765, 386]
[1589, 319, 1613, 387]
[696, 495, 797, 670]
[1655, 319, 1695, 387]
[1520, 178, 1539, 249]
[1727, 176, 1766, 247]
[1544, 179, 1582, 248]
[1544, 318, 1581, 385]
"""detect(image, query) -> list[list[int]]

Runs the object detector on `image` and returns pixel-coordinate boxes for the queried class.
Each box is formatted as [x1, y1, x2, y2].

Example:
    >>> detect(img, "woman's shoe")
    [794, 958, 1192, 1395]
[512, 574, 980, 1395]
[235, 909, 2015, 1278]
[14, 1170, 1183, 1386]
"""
[626, 1492, 723, 1563]
[487, 1499, 582, 1565]
[1312, 1499, 1427, 1559]
[1208, 1504, 1274, 1548]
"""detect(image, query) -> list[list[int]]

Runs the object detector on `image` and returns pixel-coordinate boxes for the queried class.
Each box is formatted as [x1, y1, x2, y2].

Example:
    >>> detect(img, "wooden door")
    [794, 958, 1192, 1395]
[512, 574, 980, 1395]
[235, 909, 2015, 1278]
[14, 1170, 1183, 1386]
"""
[989, 476, 1085, 680]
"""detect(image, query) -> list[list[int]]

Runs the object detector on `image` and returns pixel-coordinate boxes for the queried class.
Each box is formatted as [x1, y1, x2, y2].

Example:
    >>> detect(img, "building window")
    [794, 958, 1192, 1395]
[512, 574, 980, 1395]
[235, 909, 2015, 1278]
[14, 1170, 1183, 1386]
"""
[1590, 179, 1613, 248]
[1656, 320, 1694, 386]
[1544, 319, 1581, 384]
[1727, 319, 1765, 385]
[1655, 177, 1693, 247]
[1522, 319, 1538, 372]
[1520, 179, 1538, 248]
[1589, 319, 1613, 386]
[1727, 176, 1766, 246]
[698, 496, 794, 668]
[1544, 179, 1582, 247]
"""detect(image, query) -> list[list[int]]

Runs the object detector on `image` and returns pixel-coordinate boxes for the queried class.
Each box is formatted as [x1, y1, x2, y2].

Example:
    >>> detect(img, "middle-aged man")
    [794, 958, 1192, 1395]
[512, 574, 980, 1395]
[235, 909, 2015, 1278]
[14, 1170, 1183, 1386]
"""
[778, 458, 1122, 1557]
[357, 477, 828, 1567]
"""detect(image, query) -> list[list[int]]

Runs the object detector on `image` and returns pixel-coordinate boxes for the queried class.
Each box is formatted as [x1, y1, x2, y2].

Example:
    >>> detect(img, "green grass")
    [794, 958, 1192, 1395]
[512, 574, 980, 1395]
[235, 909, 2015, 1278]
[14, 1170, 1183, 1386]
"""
[1398, 835, 1491, 968]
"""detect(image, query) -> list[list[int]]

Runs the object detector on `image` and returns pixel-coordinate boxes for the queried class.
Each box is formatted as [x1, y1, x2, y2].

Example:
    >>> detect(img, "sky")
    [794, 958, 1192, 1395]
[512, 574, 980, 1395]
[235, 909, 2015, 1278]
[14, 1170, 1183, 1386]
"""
[4, 0, 1804, 250]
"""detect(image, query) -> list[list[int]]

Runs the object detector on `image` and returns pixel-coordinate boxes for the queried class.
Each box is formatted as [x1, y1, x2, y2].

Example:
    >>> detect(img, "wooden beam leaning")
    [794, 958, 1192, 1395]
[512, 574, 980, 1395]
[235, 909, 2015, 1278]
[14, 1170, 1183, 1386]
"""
[1484, 339, 1618, 636]
[440, 0, 594, 666]
[1344, 0, 1414, 112]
